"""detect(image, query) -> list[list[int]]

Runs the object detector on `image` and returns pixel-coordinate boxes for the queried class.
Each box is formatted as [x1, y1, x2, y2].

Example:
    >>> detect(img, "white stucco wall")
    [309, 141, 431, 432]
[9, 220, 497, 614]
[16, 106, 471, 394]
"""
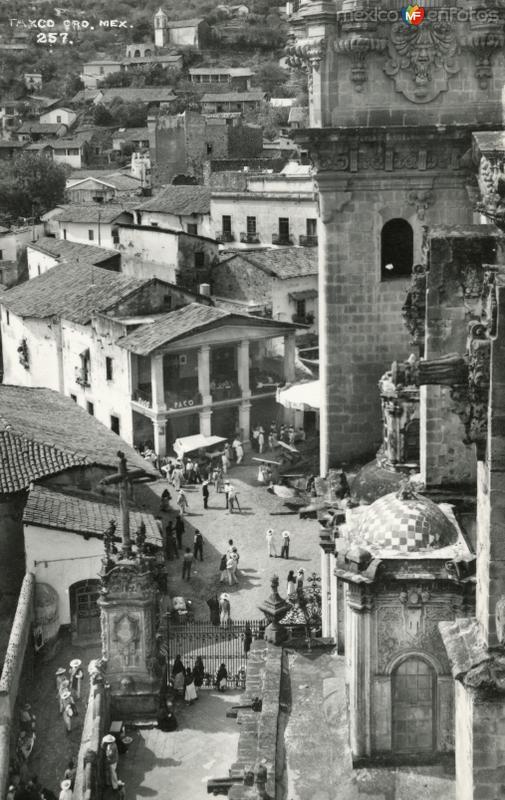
[272, 274, 318, 332]
[40, 108, 77, 126]
[1, 310, 62, 390]
[136, 209, 212, 238]
[59, 220, 120, 250]
[27, 246, 58, 280]
[53, 150, 83, 170]
[117, 225, 179, 282]
[24, 525, 104, 625]
[210, 195, 318, 245]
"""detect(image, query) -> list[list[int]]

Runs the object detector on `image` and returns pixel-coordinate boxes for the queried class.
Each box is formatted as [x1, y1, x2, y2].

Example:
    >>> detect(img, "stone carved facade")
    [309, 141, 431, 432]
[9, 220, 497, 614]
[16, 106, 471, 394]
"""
[402, 264, 427, 349]
[378, 359, 419, 468]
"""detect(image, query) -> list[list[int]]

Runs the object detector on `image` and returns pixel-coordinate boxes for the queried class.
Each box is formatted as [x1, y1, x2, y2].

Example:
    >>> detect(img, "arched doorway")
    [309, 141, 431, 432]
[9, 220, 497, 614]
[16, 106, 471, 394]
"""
[70, 579, 101, 643]
[392, 656, 436, 754]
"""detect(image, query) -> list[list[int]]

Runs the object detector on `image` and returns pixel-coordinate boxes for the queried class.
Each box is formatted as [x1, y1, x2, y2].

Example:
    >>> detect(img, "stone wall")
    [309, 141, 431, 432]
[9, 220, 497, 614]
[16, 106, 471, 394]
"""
[422, 227, 504, 487]
[73, 677, 110, 800]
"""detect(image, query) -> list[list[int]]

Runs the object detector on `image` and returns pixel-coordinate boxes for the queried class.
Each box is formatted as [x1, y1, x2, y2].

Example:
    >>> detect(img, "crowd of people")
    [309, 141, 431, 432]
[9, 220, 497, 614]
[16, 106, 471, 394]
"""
[169, 652, 249, 702]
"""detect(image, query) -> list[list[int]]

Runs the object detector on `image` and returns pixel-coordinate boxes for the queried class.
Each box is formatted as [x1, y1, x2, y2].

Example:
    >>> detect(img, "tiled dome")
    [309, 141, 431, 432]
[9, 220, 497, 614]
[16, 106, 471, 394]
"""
[357, 486, 457, 552]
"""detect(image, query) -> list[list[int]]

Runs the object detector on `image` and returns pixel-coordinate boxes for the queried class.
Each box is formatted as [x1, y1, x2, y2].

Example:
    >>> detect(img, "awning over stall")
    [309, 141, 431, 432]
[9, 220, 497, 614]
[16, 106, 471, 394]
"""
[173, 434, 227, 458]
[276, 380, 320, 411]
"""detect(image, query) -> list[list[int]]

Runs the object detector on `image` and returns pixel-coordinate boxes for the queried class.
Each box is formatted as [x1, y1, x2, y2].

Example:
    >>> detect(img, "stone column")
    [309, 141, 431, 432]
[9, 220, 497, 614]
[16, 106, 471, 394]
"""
[130, 353, 139, 397]
[150, 353, 166, 411]
[199, 408, 212, 437]
[197, 344, 212, 405]
[347, 586, 372, 759]
[320, 547, 332, 638]
[283, 332, 296, 383]
[237, 340, 250, 397]
[239, 400, 252, 441]
[153, 420, 167, 457]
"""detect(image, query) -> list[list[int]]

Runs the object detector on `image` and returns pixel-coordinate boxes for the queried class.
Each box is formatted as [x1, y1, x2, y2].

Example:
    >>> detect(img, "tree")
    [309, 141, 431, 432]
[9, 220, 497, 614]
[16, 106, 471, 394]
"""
[93, 103, 114, 126]
[99, 71, 133, 89]
[0, 154, 68, 220]
[109, 100, 147, 128]
[254, 61, 289, 95]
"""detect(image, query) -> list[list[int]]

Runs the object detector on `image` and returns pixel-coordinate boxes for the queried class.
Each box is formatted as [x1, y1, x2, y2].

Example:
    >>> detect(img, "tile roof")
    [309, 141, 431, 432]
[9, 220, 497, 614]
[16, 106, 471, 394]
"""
[27, 237, 118, 265]
[221, 248, 318, 280]
[1, 261, 144, 324]
[0, 385, 157, 494]
[17, 123, 64, 134]
[24, 484, 161, 545]
[168, 17, 204, 27]
[137, 185, 211, 216]
[51, 203, 136, 223]
[67, 171, 141, 191]
[122, 55, 182, 65]
[71, 90, 101, 103]
[118, 302, 294, 355]
[189, 67, 254, 76]
[201, 90, 265, 103]
[0, 139, 25, 148]
[100, 88, 176, 103]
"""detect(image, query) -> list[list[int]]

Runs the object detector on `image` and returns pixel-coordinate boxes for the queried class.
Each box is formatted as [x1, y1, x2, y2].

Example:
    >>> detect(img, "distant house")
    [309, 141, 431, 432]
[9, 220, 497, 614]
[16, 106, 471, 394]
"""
[112, 128, 152, 152]
[65, 171, 142, 203]
[80, 59, 123, 90]
[200, 90, 266, 114]
[0, 101, 24, 136]
[39, 107, 77, 128]
[211, 248, 318, 333]
[26, 96, 61, 115]
[27, 236, 121, 279]
[24, 73, 42, 91]
[46, 203, 136, 249]
[153, 10, 211, 49]
[288, 106, 308, 129]
[90, 87, 177, 110]
[189, 67, 254, 92]
[134, 185, 212, 237]
[81, 53, 183, 89]
[0, 226, 44, 288]
[0, 139, 26, 160]
[16, 122, 68, 142]
[50, 132, 94, 169]
[125, 42, 154, 59]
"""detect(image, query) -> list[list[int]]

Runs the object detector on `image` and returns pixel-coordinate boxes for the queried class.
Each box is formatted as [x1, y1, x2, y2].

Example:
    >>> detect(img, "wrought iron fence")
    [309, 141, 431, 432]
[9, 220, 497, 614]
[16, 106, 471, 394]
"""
[164, 619, 265, 690]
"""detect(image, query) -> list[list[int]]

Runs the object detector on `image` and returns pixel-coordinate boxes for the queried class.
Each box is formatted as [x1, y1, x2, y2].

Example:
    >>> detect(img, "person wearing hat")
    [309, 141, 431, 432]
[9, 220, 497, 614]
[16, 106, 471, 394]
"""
[69, 659, 83, 699]
[280, 530, 291, 559]
[102, 733, 119, 789]
[55, 667, 67, 693]
[296, 568, 305, 591]
[58, 677, 70, 714]
[202, 479, 210, 510]
[266, 528, 277, 558]
[59, 779, 73, 800]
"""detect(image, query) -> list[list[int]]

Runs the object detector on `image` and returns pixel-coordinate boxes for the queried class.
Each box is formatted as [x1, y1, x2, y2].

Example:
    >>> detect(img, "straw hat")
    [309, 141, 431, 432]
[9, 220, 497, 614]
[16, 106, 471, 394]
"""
[56, 667, 66, 675]
[70, 659, 82, 669]
[102, 733, 116, 744]
[60, 780, 71, 790]
[61, 691, 71, 700]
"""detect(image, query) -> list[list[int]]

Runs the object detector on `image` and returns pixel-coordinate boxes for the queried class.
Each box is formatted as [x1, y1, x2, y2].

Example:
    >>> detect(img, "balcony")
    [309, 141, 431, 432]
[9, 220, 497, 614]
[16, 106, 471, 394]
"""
[272, 233, 293, 246]
[75, 367, 90, 388]
[215, 230, 235, 243]
[240, 232, 260, 244]
[299, 234, 318, 247]
[292, 312, 314, 325]
[210, 381, 240, 402]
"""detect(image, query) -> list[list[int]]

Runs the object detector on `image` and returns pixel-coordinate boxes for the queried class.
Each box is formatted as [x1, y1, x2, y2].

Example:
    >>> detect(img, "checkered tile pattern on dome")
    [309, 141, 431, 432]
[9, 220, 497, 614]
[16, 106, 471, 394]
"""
[358, 492, 457, 552]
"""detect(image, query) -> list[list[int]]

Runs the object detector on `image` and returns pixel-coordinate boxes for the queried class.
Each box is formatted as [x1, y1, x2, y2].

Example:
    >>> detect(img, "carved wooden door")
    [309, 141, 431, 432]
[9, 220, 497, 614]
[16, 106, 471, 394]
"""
[74, 581, 101, 640]
[392, 657, 435, 753]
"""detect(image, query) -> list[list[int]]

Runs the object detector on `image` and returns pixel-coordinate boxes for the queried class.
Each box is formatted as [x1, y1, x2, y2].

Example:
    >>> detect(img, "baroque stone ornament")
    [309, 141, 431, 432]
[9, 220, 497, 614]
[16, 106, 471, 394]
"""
[285, 36, 327, 89]
[384, 21, 460, 103]
[334, 32, 387, 91]
[462, 30, 505, 90]
[407, 189, 434, 221]
[402, 264, 427, 349]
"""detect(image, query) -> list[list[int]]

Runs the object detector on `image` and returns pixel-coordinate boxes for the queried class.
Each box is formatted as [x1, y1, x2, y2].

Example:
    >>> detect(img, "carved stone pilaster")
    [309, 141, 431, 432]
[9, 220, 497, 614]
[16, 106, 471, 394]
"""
[378, 358, 420, 468]
[402, 264, 427, 348]
[347, 582, 374, 613]
[334, 28, 386, 91]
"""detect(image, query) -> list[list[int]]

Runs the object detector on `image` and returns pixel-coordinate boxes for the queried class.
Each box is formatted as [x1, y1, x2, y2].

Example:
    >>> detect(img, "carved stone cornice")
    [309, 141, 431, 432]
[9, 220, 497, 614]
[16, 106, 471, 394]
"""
[285, 36, 327, 74]
[334, 31, 387, 91]
[384, 21, 460, 103]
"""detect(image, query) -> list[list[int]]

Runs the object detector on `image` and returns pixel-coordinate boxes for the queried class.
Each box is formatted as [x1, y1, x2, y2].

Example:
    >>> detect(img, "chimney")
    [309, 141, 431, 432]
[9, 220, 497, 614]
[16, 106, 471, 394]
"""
[199, 283, 211, 297]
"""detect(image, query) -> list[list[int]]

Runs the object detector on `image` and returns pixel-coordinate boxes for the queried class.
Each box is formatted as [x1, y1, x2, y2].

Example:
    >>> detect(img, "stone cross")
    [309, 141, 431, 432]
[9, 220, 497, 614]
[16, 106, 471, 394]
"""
[99, 451, 148, 558]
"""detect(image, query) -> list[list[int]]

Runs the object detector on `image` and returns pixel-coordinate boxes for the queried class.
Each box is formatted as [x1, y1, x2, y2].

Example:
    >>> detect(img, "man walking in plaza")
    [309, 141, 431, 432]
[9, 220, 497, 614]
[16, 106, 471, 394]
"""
[266, 528, 277, 557]
[280, 530, 290, 559]
[193, 529, 204, 561]
[177, 488, 189, 517]
[224, 480, 231, 510]
[226, 550, 238, 585]
[182, 548, 193, 581]
[219, 592, 231, 625]
[202, 479, 209, 510]
[228, 484, 241, 513]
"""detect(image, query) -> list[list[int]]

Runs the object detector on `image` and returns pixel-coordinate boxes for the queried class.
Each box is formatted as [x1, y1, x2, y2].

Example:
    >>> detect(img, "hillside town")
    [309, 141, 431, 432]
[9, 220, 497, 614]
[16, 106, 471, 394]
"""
[1, 0, 505, 799]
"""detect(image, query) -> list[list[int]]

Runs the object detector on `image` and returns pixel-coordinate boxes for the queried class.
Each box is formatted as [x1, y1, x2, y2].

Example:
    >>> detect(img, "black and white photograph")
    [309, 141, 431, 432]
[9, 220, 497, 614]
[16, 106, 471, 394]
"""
[0, 0, 503, 798]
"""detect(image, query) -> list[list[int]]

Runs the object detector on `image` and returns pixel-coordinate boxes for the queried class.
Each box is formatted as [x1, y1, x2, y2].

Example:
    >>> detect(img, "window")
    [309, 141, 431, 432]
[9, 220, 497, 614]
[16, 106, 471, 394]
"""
[187, 223, 198, 235]
[381, 218, 413, 280]
[392, 657, 435, 754]
[296, 299, 306, 318]
[246, 216, 256, 235]
[63, 229, 67, 240]
[37, 265, 41, 275]
[150, 221, 159, 227]
[206, 143, 213, 155]
[87, 401, 94, 415]
[222, 215, 231, 235]
[0, 250, 3, 260]
[105, 356, 113, 381]
[306, 218, 317, 237]
[56, 115, 61, 123]
[88, 229, 94, 241]
[194, 252, 205, 269]
[279, 217, 290, 240]
[70, 394, 77, 402]
[164, 294, 172, 309]
[110, 415, 120, 435]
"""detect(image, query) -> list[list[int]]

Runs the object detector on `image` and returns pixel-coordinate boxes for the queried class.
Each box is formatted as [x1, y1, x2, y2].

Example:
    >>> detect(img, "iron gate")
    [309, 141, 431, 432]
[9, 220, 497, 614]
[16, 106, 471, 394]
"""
[165, 619, 265, 689]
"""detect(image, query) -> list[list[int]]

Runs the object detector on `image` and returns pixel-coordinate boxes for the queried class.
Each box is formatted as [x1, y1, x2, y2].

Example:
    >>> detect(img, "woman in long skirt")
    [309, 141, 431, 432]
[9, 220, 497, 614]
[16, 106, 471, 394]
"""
[184, 668, 197, 705]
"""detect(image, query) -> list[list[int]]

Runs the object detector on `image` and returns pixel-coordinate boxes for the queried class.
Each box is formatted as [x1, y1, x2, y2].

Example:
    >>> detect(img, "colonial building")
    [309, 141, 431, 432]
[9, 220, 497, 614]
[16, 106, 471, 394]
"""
[134, 185, 212, 237]
[45, 203, 135, 248]
[200, 90, 266, 115]
[65, 171, 142, 204]
[39, 107, 77, 128]
[211, 248, 318, 333]
[0, 262, 298, 454]
[153, 11, 211, 49]
[287, 0, 505, 471]
[189, 67, 254, 91]
[210, 162, 318, 247]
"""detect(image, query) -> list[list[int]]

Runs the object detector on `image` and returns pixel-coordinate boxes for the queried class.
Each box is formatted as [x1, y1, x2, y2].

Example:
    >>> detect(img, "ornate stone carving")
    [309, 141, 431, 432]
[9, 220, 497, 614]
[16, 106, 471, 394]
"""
[334, 32, 387, 91]
[462, 30, 505, 90]
[402, 264, 427, 348]
[407, 189, 434, 221]
[481, 267, 499, 337]
[418, 354, 469, 386]
[112, 613, 141, 668]
[384, 21, 460, 103]
[285, 37, 327, 89]
[378, 358, 420, 468]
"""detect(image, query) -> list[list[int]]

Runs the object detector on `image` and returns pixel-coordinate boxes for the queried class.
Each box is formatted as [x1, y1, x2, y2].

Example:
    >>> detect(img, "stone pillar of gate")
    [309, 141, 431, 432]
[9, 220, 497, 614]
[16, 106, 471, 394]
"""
[347, 584, 373, 759]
